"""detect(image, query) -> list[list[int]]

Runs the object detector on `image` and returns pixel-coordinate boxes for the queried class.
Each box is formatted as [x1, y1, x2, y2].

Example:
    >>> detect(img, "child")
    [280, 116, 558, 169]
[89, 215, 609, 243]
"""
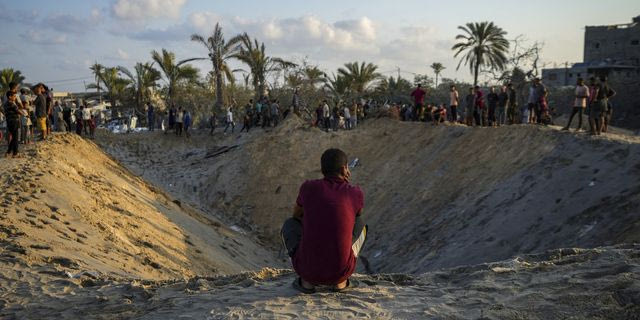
[89, 115, 96, 138]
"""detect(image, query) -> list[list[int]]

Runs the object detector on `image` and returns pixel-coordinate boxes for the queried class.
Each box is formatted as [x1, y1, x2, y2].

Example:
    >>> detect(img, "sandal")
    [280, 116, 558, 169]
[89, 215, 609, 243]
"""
[292, 277, 316, 294]
[331, 278, 358, 293]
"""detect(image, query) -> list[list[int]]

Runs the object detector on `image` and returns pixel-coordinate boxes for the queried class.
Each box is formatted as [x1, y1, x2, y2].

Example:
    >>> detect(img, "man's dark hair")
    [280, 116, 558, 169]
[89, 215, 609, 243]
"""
[474, 85, 480, 89]
[321, 148, 348, 177]
[599, 75, 607, 82]
[507, 83, 513, 87]
[9, 82, 17, 90]
[417, 84, 422, 88]
[6, 90, 16, 99]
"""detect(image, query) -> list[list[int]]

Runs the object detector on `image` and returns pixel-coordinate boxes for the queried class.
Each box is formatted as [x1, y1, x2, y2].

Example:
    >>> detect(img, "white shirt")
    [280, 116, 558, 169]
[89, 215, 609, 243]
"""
[226, 110, 233, 122]
[343, 107, 351, 119]
[322, 103, 330, 118]
[82, 108, 91, 120]
[574, 85, 590, 108]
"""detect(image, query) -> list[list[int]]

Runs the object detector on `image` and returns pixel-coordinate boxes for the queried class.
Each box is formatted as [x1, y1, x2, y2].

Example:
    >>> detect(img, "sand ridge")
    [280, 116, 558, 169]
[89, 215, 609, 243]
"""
[98, 117, 640, 274]
[0, 133, 280, 283]
[1, 245, 638, 319]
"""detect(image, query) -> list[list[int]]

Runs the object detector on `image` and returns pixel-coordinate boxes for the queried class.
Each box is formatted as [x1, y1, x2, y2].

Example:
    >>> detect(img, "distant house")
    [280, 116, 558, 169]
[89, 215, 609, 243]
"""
[543, 15, 640, 87]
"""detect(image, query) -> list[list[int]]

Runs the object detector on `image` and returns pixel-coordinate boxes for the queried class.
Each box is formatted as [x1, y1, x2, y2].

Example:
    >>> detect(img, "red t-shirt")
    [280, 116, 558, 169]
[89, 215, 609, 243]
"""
[411, 88, 426, 104]
[293, 177, 364, 285]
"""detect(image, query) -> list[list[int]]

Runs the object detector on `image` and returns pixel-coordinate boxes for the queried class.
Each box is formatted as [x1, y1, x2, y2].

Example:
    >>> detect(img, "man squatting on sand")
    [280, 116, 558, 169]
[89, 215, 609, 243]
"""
[281, 148, 368, 293]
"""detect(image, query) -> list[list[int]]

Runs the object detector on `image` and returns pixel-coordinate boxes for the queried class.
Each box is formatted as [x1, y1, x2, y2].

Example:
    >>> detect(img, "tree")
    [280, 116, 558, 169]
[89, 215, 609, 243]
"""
[151, 48, 201, 106]
[374, 76, 413, 104]
[89, 62, 104, 103]
[452, 21, 510, 86]
[324, 73, 350, 105]
[430, 63, 446, 88]
[337, 61, 382, 96]
[118, 62, 162, 113]
[191, 23, 243, 111]
[87, 67, 131, 112]
[0, 68, 26, 95]
[233, 34, 297, 99]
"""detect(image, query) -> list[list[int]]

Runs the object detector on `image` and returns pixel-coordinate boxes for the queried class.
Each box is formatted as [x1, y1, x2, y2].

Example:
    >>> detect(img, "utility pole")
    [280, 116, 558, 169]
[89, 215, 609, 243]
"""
[396, 67, 401, 80]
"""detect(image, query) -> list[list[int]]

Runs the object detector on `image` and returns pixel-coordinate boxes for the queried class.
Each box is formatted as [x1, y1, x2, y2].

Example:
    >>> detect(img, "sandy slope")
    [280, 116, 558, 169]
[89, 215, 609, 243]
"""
[98, 117, 640, 274]
[0, 133, 280, 284]
[2, 244, 638, 319]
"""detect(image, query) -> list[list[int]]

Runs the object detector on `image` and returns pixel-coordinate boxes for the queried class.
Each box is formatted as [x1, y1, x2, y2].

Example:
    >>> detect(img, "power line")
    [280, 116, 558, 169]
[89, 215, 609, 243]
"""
[39, 76, 94, 84]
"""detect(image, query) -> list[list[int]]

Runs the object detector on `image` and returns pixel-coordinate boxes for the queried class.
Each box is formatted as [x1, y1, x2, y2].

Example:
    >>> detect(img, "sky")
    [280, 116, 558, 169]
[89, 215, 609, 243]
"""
[1, 0, 639, 92]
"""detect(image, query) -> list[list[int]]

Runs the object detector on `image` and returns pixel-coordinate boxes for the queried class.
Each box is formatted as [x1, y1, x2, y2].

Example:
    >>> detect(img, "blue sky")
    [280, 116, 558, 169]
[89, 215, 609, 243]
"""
[1, 0, 639, 92]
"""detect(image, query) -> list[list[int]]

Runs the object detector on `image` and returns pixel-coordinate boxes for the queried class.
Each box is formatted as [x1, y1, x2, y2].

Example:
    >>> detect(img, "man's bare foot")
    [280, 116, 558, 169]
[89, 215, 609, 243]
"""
[334, 280, 348, 290]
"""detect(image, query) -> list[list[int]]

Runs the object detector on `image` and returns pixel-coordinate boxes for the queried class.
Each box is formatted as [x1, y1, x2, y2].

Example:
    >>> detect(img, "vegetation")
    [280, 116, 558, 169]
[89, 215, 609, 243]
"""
[151, 49, 201, 106]
[0, 68, 25, 95]
[191, 23, 243, 111]
[430, 63, 446, 88]
[452, 21, 510, 86]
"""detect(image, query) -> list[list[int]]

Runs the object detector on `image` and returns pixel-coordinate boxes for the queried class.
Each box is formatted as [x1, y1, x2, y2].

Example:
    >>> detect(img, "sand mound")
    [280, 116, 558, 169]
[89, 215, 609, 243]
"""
[0, 133, 279, 283]
[98, 118, 640, 275]
[3, 244, 638, 319]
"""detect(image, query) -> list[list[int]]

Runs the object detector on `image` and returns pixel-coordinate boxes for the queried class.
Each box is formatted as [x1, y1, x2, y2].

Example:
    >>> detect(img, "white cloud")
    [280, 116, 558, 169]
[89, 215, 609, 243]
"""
[117, 48, 130, 59]
[20, 30, 68, 45]
[111, 0, 187, 21]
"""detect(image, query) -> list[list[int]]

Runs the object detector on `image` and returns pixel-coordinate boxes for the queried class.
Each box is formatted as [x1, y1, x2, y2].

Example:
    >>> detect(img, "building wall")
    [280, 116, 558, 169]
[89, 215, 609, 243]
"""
[542, 67, 590, 87]
[584, 18, 640, 64]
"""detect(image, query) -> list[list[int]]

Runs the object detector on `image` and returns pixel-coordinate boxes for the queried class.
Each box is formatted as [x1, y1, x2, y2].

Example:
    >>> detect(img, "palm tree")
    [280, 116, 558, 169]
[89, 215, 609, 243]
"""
[430, 62, 446, 88]
[191, 23, 243, 111]
[0, 68, 26, 95]
[337, 61, 382, 96]
[118, 62, 162, 112]
[87, 67, 131, 111]
[452, 21, 509, 86]
[324, 73, 350, 105]
[89, 62, 104, 103]
[233, 34, 297, 99]
[151, 49, 201, 106]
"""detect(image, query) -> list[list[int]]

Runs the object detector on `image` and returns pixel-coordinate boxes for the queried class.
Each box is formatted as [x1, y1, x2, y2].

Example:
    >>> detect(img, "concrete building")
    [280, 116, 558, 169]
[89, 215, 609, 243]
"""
[543, 15, 640, 87]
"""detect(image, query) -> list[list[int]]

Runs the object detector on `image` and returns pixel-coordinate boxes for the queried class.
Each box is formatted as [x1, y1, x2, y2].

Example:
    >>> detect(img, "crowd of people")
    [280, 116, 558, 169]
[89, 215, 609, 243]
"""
[0, 82, 99, 158]
[394, 76, 616, 136]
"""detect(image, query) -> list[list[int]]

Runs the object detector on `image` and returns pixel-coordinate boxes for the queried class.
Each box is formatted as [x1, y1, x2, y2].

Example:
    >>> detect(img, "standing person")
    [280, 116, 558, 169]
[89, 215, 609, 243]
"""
[332, 104, 340, 131]
[82, 104, 91, 135]
[240, 110, 251, 133]
[45, 87, 53, 136]
[89, 115, 96, 138]
[54, 101, 66, 132]
[343, 103, 352, 130]
[314, 104, 323, 127]
[62, 102, 72, 132]
[464, 87, 475, 126]
[147, 102, 155, 131]
[507, 83, 518, 124]
[487, 87, 499, 127]
[563, 78, 590, 131]
[262, 100, 271, 129]
[280, 148, 367, 293]
[32, 83, 48, 141]
[410, 84, 426, 121]
[497, 86, 509, 126]
[167, 105, 176, 134]
[18, 90, 30, 144]
[3, 91, 21, 157]
[322, 100, 331, 132]
[292, 88, 301, 116]
[271, 99, 280, 127]
[534, 78, 548, 124]
[526, 81, 537, 123]
[175, 107, 184, 136]
[589, 76, 614, 136]
[351, 103, 359, 130]
[183, 110, 192, 138]
[474, 86, 484, 126]
[255, 98, 263, 126]
[209, 111, 218, 135]
[449, 85, 459, 123]
[602, 86, 616, 133]
[224, 107, 235, 133]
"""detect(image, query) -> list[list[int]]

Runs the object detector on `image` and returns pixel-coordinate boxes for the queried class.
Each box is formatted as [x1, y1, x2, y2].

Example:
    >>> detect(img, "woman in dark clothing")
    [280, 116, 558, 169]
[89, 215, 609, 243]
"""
[3, 91, 21, 157]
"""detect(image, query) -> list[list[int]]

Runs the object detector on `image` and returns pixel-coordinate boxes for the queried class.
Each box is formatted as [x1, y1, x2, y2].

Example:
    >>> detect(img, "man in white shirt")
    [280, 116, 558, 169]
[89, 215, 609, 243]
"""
[343, 104, 351, 130]
[563, 78, 590, 131]
[449, 85, 459, 122]
[82, 105, 91, 135]
[322, 100, 330, 132]
[224, 107, 235, 133]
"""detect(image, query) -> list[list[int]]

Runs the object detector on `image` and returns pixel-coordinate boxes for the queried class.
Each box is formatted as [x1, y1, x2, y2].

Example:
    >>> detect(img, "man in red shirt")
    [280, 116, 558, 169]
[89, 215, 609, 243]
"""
[410, 84, 427, 121]
[281, 148, 367, 293]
